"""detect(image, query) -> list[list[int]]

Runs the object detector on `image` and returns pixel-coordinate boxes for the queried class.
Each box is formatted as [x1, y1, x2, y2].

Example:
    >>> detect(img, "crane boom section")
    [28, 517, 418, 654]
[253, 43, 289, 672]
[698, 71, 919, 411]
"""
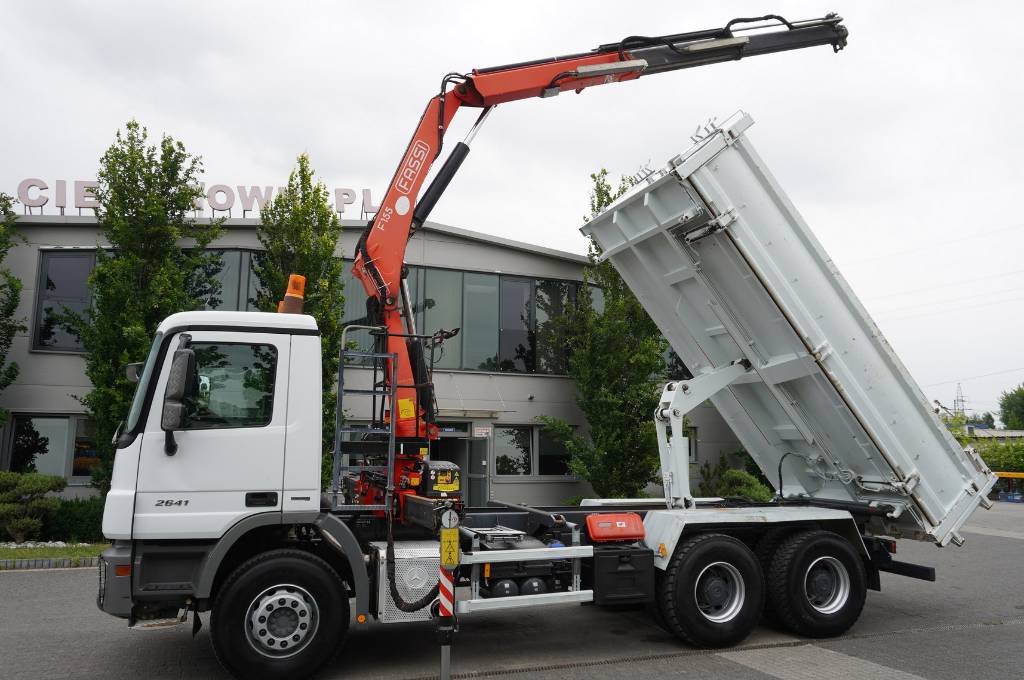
[353, 13, 848, 439]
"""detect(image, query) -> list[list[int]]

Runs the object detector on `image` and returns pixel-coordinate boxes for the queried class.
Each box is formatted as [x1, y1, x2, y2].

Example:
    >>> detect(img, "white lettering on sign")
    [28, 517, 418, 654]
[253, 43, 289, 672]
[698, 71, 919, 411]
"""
[11, 178, 380, 218]
[237, 185, 274, 214]
[396, 140, 429, 195]
[74, 181, 99, 210]
[473, 426, 492, 438]
[334, 188, 356, 214]
[17, 178, 48, 208]
[207, 185, 235, 212]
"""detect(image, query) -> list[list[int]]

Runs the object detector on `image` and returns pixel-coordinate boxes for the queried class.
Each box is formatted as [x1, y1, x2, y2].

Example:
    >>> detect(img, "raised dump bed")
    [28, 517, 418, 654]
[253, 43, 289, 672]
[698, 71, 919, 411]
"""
[582, 112, 996, 546]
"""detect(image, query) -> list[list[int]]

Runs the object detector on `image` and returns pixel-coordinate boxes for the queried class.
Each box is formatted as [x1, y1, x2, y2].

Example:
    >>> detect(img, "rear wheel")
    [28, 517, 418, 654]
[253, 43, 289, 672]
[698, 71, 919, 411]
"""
[211, 549, 349, 680]
[754, 528, 790, 618]
[767, 529, 866, 638]
[657, 533, 764, 647]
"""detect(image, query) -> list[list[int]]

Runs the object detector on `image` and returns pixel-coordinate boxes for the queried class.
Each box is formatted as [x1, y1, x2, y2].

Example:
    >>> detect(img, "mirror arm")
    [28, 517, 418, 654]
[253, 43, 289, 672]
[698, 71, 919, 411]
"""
[165, 430, 178, 456]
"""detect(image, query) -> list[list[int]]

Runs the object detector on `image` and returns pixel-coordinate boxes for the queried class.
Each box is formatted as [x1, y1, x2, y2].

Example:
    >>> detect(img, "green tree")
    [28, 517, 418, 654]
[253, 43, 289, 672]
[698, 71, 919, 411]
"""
[64, 121, 223, 492]
[968, 411, 996, 429]
[0, 193, 25, 426]
[539, 169, 666, 498]
[999, 384, 1024, 430]
[0, 471, 66, 542]
[250, 153, 345, 488]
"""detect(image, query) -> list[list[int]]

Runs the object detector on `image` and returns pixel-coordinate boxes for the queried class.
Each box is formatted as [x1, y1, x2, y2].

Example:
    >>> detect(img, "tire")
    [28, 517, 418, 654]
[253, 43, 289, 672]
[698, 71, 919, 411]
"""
[210, 549, 349, 680]
[767, 529, 867, 638]
[647, 570, 671, 633]
[657, 533, 764, 648]
[754, 528, 790, 618]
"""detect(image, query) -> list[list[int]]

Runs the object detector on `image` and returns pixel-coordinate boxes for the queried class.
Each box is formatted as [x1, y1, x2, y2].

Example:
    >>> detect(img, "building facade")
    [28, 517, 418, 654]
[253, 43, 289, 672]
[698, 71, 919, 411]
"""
[1, 215, 741, 504]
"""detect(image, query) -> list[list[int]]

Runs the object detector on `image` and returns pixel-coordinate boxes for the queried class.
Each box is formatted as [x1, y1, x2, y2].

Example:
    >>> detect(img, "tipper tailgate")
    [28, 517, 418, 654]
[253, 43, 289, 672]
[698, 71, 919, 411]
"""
[582, 111, 996, 546]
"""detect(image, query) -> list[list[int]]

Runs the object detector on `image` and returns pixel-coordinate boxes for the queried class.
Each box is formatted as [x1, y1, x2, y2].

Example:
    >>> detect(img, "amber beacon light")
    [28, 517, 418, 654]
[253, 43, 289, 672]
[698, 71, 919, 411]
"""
[277, 273, 306, 314]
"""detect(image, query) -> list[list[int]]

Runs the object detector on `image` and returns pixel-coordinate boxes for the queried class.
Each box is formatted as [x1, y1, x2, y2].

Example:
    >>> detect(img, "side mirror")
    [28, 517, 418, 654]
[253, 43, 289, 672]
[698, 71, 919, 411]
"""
[161, 347, 196, 455]
[125, 362, 143, 383]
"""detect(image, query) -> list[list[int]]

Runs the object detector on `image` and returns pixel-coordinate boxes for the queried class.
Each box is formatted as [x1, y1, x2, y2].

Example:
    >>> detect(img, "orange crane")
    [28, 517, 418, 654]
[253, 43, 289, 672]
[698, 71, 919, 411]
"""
[349, 13, 848, 514]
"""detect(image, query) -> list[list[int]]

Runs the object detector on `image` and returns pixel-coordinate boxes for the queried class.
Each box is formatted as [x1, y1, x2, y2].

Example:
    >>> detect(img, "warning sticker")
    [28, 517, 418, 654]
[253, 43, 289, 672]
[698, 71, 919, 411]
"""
[432, 469, 460, 493]
[397, 398, 416, 420]
[440, 527, 460, 568]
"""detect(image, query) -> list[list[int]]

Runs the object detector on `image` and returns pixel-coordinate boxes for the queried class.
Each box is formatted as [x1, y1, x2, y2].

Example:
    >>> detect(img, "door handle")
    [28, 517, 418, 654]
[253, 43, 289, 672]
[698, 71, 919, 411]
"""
[245, 492, 279, 507]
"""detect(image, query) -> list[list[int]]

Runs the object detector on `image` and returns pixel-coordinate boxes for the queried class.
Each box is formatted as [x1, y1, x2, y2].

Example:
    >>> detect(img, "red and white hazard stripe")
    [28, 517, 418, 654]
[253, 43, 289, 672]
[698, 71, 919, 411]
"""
[438, 567, 454, 616]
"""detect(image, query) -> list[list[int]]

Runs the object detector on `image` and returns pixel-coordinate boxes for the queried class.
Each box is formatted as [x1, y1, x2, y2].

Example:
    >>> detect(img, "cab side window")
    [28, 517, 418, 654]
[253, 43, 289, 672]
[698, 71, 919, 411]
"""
[187, 343, 278, 429]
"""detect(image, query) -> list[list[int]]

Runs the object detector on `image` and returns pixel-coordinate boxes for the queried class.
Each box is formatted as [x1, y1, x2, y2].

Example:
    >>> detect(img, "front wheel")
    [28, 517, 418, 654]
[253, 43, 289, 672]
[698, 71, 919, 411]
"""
[657, 533, 764, 647]
[767, 529, 867, 638]
[210, 549, 349, 680]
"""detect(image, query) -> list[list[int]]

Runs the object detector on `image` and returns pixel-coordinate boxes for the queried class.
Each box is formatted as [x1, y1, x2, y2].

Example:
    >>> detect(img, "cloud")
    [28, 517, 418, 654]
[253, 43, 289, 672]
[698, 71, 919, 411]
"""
[3, 0, 1023, 413]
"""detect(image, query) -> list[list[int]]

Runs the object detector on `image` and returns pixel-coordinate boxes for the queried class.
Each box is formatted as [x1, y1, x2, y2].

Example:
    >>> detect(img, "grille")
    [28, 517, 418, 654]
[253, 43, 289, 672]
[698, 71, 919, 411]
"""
[370, 541, 440, 623]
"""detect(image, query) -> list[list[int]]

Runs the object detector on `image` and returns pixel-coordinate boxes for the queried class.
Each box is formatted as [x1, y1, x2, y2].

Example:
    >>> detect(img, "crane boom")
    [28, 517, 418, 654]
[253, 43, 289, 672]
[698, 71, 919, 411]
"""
[352, 13, 848, 444]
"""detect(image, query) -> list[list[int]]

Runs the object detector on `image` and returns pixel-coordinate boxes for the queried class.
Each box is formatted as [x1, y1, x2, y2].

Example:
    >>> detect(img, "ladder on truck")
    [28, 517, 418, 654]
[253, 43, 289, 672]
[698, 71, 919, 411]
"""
[329, 324, 398, 511]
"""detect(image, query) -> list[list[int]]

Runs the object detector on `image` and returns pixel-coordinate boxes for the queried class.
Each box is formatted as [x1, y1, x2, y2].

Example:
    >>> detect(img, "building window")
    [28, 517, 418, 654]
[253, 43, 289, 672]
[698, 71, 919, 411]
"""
[535, 279, 576, 375]
[494, 425, 533, 475]
[462, 272, 499, 371]
[423, 268, 462, 369]
[206, 250, 242, 311]
[494, 425, 573, 477]
[339, 262, 584, 376]
[498, 277, 534, 373]
[5, 414, 97, 483]
[189, 343, 278, 429]
[34, 250, 95, 351]
[538, 427, 571, 475]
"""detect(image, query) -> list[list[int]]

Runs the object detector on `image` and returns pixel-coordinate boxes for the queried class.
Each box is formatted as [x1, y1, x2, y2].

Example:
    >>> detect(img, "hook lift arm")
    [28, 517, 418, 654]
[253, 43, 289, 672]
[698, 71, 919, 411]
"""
[352, 13, 848, 440]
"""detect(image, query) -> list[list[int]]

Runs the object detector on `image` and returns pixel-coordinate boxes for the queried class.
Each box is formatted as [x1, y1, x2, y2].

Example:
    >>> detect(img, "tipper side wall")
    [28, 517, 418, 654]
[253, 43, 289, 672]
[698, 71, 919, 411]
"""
[582, 112, 996, 546]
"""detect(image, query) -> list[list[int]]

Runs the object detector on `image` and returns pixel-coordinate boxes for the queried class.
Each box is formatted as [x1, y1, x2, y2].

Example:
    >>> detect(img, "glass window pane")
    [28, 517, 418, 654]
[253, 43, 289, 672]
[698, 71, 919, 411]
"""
[538, 428, 571, 475]
[11, 416, 69, 477]
[126, 331, 164, 432]
[189, 343, 278, 429]
[244, 252, 260, 311]
[207, 251, 241, 311]
[407, 265, 425, 335]
[462, 273, 499, 371]
[423, 268, 462, 369]
[341, 262, 372, 351]
[535, 279, 574, 375]
[35, 251, 94, 351]
[494, 426, 532, 476]
[72, 418, 100, 478]
[499, 277, 534, 373]
[590, 285, 605, 315]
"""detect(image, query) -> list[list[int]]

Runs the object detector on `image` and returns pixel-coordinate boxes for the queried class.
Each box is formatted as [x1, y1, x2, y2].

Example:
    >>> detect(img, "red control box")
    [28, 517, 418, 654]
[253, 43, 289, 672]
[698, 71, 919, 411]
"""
[585, 513, 645, 543]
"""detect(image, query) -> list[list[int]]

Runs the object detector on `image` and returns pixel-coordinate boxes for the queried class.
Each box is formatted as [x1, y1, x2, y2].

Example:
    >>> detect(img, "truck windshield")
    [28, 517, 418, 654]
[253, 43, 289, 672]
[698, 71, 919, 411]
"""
[125, 331, 163, 432]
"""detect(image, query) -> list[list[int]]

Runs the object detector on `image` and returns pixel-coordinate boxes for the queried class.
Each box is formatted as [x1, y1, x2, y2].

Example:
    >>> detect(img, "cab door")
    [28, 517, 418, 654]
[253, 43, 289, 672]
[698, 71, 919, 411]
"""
[134, 330, 290, 539]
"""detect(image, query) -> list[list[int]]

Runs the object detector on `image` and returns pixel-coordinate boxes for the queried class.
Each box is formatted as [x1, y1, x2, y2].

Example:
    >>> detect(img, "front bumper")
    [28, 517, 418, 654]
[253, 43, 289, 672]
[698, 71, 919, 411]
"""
[97, 543, 132, 618]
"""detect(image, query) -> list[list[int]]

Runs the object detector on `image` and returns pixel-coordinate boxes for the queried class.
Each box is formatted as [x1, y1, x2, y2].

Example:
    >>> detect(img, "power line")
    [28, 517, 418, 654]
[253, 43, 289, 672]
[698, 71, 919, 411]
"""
[874, 294, 1024, 322]
[862, 266, 1024, 301]
[921, 366, 1024, 388]
[871, 285, 1024, 316]
[842, 223, 1024, 267]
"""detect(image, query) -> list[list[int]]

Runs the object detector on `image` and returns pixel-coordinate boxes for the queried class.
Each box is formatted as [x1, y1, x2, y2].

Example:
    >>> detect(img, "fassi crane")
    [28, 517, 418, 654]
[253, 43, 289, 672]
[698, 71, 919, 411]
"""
[350, 13, 848, 515]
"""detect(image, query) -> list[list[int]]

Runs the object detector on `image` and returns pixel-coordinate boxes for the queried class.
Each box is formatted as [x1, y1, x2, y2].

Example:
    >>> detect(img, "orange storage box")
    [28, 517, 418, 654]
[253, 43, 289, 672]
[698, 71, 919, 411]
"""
[585, 513, 645, 543]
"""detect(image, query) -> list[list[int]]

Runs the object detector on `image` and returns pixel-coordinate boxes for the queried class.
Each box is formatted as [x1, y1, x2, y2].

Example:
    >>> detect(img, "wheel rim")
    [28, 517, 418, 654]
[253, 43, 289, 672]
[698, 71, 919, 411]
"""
[244, 584, 320, 658]
[804, 556, 851, 615]
[694, 561, 745, 623]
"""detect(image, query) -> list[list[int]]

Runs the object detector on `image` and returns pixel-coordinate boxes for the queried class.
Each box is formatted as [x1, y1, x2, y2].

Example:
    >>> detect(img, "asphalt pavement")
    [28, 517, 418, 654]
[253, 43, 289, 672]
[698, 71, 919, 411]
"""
[2, 503, 1023, 679]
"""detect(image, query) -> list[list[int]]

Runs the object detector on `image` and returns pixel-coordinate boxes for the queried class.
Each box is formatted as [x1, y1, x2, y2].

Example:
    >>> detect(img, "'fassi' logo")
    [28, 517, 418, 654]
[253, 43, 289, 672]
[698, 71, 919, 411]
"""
[396, 140, 430, 195]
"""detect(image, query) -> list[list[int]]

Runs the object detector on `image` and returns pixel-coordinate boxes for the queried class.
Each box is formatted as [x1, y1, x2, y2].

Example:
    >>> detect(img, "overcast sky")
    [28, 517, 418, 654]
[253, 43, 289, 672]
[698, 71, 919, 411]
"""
[3, 1, 1023, 420]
